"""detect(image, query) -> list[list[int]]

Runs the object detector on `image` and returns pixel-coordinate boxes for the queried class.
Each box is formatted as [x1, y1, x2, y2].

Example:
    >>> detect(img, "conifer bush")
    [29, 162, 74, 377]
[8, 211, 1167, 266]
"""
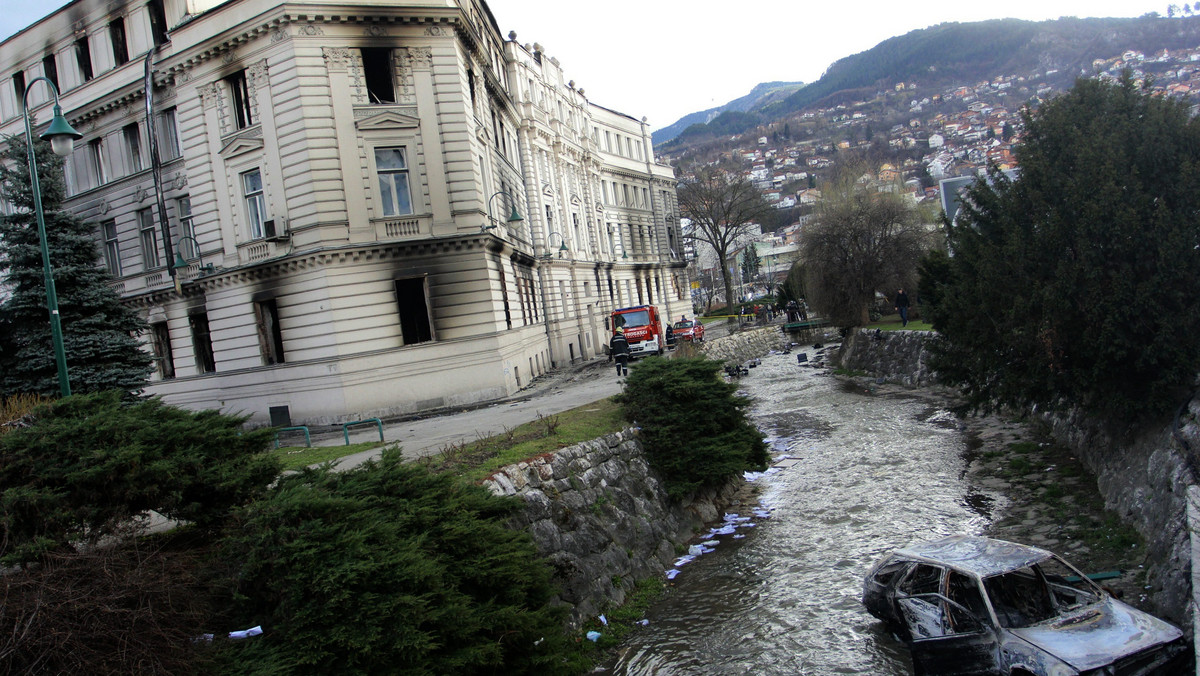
[616, 356, 768, 499]
[0, 391, 280, 566]
[925, 75, 1200, 420]
[0, 134, 152, 397]
[211, 450, 573, 675]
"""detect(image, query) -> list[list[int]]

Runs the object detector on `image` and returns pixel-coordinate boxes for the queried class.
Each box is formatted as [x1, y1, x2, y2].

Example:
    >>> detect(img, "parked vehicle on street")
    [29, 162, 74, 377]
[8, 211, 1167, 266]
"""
[609, 305, 664, 358]
[861, 535, 1188, 676]
[672, 318, 704, 342]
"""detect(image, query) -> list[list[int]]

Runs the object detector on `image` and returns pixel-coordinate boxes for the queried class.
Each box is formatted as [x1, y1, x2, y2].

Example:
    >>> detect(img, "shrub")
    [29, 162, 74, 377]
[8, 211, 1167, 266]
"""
[211, 450, 572, 675]
[0, 391, 280, 566]
[616, 356, 768, 499]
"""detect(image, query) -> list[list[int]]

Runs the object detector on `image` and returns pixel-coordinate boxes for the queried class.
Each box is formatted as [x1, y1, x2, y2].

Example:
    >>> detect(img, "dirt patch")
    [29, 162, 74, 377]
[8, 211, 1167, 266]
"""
[847, 377, 1154, 610]
[961, 413, 1151, 607]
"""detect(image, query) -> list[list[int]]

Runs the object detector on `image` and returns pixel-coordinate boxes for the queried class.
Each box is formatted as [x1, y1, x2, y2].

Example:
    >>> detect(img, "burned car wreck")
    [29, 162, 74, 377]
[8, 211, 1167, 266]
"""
[862, 535, 1189, 675]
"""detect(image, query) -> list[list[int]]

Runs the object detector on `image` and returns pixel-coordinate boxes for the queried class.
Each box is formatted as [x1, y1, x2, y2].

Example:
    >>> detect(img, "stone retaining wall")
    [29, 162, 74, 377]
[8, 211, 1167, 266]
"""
[1042, 407, 1194, 628]
[482, 429, 743, 627]
[838, 327, 1195, 632]
[837, 328, 938, 387]
[699, 326, 788, 364]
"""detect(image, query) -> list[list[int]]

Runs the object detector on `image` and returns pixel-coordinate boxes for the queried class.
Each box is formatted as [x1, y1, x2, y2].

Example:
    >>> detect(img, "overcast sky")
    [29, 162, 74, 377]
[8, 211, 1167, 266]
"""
[2, 1, 1180, 130]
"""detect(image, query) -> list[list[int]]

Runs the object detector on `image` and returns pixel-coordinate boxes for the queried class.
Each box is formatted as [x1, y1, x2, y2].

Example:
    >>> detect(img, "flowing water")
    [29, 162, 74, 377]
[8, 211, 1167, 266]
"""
[603, 349, 1002, 675]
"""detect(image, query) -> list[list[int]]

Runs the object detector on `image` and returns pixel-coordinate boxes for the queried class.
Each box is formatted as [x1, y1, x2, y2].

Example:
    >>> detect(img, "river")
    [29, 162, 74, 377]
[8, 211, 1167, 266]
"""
[603, 347, 1003, 674]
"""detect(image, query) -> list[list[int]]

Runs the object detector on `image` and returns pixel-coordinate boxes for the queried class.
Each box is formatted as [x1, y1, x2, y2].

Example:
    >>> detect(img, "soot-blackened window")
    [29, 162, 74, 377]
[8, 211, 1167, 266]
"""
[394, 277, 433, 345]
[360, 48, 395, 104]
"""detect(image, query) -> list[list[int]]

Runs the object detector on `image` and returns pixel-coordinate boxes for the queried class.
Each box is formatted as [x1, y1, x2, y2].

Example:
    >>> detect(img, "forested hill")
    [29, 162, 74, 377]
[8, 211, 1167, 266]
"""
[651, 81, 804, 145]
[660, 15, 1200, 150]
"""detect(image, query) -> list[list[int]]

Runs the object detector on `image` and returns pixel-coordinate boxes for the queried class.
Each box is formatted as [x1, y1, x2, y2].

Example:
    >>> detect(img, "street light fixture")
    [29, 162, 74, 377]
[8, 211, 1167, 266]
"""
[483, 190, 524, 231]
[541, 231, 569, 259]
[22, 77, 83, 398]
[171, 235, 216, 276]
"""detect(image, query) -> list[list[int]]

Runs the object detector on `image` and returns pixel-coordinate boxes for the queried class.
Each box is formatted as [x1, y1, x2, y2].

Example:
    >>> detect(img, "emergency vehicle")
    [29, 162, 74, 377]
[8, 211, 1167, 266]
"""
[609, 305, 665, 358]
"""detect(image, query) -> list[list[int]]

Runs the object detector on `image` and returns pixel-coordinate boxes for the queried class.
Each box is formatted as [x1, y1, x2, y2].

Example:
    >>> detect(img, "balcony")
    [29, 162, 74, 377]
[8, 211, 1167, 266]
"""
[373, 215, 431, 241]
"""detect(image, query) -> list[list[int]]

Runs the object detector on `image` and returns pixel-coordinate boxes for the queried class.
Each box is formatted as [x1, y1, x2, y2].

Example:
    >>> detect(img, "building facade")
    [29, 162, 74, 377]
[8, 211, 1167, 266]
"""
[0, 0, 687, 425]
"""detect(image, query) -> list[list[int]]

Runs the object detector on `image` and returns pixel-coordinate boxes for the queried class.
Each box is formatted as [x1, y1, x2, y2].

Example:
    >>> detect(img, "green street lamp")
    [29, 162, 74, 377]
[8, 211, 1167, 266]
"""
[22, 77, 83, 398]
[483, 190, 524, 231]
[541, 231, 569, 259]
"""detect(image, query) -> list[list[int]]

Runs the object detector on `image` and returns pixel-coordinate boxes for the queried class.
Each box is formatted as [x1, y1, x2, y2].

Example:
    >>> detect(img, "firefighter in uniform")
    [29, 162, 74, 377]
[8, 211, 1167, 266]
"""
[609, 327, 630, 377]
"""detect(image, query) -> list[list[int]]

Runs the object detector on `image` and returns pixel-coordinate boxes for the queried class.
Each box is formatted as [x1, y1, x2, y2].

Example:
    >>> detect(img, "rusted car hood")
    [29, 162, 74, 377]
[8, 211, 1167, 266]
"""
[1009, 597, 1183, 671]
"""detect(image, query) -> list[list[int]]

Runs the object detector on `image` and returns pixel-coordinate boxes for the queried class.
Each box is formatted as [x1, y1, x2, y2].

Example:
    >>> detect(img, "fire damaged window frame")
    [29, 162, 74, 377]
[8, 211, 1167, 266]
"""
[189, 311, 216, 374]
[225, 70, 254, 130]
[149, 321, 174, 379]
[254, 298, 286, 366]
[393, 276, 434, 346]
[109, 16, 129, 67]
[359, 47, 396, 104]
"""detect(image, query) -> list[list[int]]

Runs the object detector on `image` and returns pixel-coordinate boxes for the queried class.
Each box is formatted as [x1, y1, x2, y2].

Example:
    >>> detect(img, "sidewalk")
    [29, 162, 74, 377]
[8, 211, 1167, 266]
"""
[328, 356, 624, 471]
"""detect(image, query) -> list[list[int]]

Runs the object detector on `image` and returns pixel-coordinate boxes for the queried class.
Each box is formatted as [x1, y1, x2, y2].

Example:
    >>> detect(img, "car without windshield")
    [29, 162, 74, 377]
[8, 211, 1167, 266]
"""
[861, 535, 1188, 675]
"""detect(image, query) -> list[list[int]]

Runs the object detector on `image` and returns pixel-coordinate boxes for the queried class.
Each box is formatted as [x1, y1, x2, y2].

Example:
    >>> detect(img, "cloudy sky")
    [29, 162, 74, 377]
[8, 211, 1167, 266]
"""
[2, 1, 1180, 130]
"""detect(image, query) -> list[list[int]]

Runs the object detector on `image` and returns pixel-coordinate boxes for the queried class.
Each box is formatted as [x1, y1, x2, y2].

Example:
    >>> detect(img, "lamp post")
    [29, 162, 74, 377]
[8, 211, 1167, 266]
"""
[483, 190, 524, 231]
[22, 77, 83, 398]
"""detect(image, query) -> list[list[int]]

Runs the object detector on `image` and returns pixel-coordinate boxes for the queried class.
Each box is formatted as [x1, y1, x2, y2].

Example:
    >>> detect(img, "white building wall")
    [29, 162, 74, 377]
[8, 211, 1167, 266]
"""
[0, 0, 685, 423]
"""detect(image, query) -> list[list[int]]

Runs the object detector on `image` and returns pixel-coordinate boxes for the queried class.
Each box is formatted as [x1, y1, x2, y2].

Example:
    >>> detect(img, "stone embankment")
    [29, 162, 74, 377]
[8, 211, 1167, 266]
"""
[479, 326, 784, 627]
[837, 327, 1196, 632]
[837, 327, 938, 387]
[699, 325, 787, 364]
[482, 430, 744, 627]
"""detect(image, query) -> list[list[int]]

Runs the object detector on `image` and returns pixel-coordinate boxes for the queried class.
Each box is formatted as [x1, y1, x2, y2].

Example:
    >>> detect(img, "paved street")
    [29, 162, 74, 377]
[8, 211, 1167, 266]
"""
[325, 318, 740, 471]
[328, 357, 623, 470]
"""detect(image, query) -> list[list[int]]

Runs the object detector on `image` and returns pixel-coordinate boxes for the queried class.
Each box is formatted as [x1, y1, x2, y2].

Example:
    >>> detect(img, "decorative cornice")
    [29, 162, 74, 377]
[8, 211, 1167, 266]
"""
[189, 238, 493, 291]
[71, 87, 145, 125]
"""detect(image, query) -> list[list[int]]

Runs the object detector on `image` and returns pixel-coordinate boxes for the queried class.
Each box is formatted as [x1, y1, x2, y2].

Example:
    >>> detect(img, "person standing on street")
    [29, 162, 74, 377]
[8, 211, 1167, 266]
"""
[609, 327, 630, 377]
[894, 288, 911, 328]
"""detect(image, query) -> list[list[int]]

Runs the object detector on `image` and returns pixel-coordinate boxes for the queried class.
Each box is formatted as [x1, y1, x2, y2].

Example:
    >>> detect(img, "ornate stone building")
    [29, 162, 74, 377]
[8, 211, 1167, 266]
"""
[0, 0, 686, 425]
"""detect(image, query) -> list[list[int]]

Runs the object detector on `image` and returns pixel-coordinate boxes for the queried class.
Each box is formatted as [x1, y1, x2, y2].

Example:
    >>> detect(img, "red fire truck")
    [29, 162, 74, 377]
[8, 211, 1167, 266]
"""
[610, 305, 665, 359]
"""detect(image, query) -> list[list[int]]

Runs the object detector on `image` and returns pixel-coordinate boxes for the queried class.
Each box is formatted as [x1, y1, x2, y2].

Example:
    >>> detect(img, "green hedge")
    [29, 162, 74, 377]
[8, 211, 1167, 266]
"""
[212, 450, 573, 675]
[616, 356, 768, 499]
[0, 391, 279, 566]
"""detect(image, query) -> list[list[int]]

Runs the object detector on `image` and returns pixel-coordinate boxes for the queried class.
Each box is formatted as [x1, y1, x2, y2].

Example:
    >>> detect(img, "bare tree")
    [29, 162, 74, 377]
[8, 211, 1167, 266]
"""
[801, 179, 934, 327]
[678, 167, 773, 312]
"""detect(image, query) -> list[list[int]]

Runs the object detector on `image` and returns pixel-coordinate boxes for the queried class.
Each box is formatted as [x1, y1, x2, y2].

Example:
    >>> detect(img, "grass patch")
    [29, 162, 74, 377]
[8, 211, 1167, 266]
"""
[270, 441, 386, 471]
[419, 398, 627, 481]
[833, 368, 868, 377]
[1006, 456, 1034, 476]
[1008, 441, 1039, 454]
[574, 577, 666, 655]
[868, 314, 932, 331]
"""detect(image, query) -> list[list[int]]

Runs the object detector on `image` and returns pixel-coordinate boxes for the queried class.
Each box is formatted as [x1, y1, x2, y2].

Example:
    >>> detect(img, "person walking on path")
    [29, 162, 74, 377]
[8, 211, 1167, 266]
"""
[894, 288, 911, 328]
[609, 327, 630, 377]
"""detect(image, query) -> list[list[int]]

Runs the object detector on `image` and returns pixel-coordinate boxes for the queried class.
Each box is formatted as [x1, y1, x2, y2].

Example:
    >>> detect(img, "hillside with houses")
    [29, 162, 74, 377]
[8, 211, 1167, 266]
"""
[666, 15, 1200, 306]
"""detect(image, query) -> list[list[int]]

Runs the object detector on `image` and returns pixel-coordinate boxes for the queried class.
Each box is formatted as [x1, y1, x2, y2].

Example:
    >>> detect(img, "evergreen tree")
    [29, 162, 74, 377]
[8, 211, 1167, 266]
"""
[0, 133, 151, 397]
[741, 243, 762, 289]
[926, 75, 1200, 420]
